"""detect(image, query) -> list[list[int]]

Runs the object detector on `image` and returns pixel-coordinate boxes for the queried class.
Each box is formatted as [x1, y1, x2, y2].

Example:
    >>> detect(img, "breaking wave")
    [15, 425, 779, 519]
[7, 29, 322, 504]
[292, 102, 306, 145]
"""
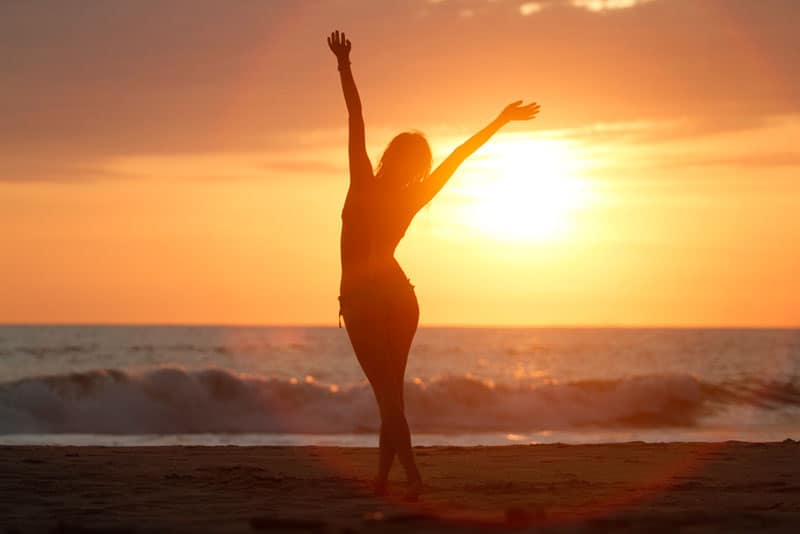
[1, 367, 798, 434]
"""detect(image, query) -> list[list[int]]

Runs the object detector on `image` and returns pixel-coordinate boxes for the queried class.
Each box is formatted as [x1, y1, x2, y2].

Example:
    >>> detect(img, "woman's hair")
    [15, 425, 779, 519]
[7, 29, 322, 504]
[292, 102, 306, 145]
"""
[375, 131, 432, 188]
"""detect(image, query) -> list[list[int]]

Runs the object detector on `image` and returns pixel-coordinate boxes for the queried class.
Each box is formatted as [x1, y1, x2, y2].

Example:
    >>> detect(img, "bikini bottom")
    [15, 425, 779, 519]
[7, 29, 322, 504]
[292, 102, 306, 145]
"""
[338, 277, 415, 328]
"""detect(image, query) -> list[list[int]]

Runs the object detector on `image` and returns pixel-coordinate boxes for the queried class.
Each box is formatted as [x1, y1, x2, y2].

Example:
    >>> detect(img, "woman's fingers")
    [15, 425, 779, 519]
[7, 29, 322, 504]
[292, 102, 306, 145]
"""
[500, 100, 540, 121]
[327, 30, 352, 55]
[506, 101, 540, 121]
[521, 103, 540, 115]
[504, 100, 539, 113]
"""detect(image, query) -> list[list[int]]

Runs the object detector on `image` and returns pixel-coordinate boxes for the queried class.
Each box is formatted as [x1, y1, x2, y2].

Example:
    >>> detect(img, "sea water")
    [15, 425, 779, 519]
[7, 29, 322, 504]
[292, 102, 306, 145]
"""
[0, 326, 798, 445]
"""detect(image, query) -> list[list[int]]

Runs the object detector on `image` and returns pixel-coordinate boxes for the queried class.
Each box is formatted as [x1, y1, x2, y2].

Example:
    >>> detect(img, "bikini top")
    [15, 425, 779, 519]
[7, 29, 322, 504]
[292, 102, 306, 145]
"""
[340, 184, 418, 271]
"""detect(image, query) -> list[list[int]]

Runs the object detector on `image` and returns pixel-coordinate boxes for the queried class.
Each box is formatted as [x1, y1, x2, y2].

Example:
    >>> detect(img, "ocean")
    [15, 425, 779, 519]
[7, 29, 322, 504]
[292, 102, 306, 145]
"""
[0, 326, 798, 446]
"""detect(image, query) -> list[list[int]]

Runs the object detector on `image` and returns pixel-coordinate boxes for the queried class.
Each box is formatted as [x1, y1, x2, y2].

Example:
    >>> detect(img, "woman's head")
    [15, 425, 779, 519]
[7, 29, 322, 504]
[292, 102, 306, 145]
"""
[375, 132, 432, 189]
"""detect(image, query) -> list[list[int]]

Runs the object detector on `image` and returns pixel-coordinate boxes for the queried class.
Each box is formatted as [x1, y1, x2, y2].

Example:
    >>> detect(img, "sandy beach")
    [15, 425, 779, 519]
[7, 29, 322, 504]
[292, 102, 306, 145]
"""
[1, 441, 799, 532]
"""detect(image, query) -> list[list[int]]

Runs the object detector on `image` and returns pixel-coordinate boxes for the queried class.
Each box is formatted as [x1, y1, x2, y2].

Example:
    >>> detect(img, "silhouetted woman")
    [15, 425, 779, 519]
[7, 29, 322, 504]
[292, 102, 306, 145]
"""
[328, 30, 539, 500]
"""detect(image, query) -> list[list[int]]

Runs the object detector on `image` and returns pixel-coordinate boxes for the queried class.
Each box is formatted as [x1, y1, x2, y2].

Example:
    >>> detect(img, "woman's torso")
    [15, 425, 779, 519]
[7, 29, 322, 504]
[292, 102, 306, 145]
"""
[339, 183, 417, 295]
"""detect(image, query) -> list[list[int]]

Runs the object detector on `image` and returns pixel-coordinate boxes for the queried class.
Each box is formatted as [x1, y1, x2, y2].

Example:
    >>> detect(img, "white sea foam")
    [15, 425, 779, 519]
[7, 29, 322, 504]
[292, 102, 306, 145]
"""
[1, 367, 797, 435]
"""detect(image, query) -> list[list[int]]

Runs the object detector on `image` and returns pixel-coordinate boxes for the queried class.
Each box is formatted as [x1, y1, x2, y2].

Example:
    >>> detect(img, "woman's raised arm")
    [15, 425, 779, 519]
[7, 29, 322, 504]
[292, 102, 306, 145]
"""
[328, 30, 372, 186]
[412, 101, 540, 211]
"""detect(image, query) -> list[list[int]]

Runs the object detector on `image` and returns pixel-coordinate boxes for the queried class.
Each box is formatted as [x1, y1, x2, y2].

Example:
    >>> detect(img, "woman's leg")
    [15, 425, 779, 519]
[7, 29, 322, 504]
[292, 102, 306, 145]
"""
[382, 283, 422, 496]
[342, 282, 420, 496]
[375, 426, 395, 494]
[376, 377, 417, 480]
[342, 299, 397, 493]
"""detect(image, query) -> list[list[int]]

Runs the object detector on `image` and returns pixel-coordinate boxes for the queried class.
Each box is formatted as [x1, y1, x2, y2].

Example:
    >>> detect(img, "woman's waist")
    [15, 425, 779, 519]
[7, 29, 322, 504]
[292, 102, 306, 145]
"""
[340, 260, 410, 293]
[341, 252, 401, 272]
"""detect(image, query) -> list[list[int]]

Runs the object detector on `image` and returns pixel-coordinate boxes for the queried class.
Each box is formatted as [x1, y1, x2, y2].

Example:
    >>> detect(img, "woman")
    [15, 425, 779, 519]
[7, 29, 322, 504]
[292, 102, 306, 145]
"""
[328, 30, 539, 500]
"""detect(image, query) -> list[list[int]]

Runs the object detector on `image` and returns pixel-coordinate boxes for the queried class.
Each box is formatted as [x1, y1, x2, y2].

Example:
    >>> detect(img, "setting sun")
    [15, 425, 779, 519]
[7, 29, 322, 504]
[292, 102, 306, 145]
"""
[454, 138, 592, 242]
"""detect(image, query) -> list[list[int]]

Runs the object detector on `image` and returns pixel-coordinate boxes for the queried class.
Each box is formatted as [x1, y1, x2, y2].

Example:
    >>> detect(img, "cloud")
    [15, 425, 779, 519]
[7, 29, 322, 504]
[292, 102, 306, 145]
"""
[556, 112, 800, 177]
[0, 147, 347, 183]
[261, 160, 346, 175]
[0, 157, 137, 183]
[569, 0, 657, 12]
[670, 153, 800, 169]
[519, 2, 545, 16]
[460, 0, 660, 17]
[538, 115, 774, 146]
[1, 0, 798, 182]
[97, 150, 348, 183]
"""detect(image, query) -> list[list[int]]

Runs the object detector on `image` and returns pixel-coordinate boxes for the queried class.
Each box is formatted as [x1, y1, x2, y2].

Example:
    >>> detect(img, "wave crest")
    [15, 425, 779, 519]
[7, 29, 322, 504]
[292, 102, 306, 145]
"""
[0, 367, 797, 434]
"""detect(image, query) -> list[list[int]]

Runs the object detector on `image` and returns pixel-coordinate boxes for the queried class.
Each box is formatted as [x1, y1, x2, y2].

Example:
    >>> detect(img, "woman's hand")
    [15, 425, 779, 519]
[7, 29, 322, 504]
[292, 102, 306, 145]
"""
[498, 100, 541, 123]
[327, 30, 352, 65]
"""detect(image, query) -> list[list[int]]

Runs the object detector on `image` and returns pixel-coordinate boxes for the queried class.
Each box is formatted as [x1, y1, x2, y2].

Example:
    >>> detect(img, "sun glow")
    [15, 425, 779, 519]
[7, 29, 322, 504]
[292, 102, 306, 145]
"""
[453, 138, 592, 243]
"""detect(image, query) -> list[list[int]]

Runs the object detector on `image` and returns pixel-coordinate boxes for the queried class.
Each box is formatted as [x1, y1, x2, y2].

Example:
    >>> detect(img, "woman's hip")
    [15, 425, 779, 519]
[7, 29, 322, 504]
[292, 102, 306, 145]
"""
[339, 273, 418, 326]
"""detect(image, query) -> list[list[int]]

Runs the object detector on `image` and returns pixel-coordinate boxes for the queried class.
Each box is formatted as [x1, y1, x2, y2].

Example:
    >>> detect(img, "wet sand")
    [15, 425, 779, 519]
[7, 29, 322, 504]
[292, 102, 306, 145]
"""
[1, 441, 799, 532]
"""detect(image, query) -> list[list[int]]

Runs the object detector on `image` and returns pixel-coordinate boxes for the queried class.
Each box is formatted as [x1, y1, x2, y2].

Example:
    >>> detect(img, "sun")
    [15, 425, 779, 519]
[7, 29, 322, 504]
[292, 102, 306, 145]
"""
[453, 137, 592, 243]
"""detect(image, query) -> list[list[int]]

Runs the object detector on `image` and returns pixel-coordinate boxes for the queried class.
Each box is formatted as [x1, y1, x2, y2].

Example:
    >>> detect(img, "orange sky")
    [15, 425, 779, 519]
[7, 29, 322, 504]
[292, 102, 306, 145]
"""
[1, 0, 798, 326]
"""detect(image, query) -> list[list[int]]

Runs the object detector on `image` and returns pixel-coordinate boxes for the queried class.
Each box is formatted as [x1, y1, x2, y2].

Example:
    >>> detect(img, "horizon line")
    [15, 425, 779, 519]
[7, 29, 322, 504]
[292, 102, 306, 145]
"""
[1, 322, 798, 330]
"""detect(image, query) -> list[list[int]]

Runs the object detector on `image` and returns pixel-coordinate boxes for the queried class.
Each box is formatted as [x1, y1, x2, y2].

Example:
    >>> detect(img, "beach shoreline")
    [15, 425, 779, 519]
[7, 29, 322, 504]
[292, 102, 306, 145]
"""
[1, 441, 798, 532]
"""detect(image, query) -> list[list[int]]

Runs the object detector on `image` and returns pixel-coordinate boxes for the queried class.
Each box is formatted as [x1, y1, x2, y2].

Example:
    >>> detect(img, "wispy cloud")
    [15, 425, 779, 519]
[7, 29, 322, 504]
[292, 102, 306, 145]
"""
[519, 2, 545, 16]
[442, 0, 660, 17]
[569, 0, 657, 13]
[668, 152, 800, 169]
